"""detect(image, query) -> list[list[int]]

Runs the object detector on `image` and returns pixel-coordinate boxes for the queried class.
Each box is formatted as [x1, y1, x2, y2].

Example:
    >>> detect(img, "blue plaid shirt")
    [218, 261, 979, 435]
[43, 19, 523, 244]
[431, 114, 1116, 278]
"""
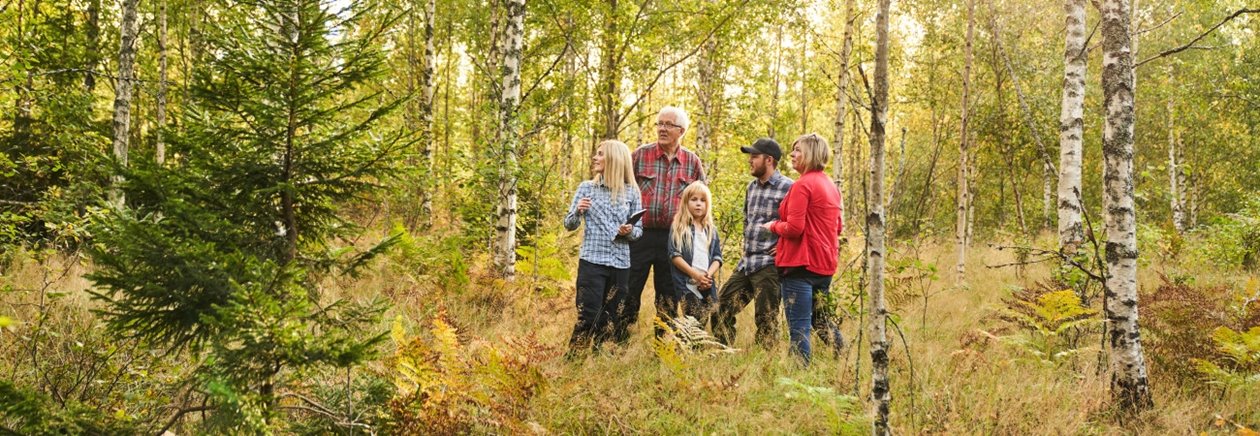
[564, 181, 643, 269]
[737, 171, 793, 273]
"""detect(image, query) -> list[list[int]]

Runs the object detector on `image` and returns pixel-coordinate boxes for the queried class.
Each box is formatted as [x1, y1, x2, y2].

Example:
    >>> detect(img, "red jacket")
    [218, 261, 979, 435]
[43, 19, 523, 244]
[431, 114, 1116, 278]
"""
[770, 170, 843, 276]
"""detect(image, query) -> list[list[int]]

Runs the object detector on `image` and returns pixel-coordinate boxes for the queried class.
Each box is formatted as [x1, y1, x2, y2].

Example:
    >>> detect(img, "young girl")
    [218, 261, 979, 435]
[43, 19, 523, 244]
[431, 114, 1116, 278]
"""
[563, 140, 643, 354]
[667, 181, 723, 325]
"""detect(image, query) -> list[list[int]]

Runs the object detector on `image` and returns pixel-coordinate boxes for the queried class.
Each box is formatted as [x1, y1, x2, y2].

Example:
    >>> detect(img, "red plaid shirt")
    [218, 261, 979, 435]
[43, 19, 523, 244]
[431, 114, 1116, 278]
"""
[632, 143, 706, 229]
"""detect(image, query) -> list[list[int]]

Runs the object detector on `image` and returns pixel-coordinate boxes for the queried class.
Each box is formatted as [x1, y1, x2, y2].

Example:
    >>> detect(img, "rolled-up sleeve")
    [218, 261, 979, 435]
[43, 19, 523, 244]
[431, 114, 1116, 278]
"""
[709, 231, 723, 266]
[627, 190, 643, 241]
[563, 184, 586, 231]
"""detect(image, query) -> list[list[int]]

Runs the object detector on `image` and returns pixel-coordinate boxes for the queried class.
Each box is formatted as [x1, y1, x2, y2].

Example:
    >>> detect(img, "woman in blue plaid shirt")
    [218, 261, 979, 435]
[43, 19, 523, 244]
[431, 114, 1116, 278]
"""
[563, 140, 644, 355]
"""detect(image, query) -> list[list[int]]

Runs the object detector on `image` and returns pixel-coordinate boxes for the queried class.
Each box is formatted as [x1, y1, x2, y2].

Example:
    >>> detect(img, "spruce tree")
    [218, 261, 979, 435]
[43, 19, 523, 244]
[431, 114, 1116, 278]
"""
[87, 0, 407, 428]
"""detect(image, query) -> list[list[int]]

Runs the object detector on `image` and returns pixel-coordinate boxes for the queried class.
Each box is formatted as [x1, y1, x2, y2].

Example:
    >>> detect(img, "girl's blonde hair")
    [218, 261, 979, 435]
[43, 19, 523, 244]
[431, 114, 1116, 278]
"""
[596, 139, 636, 201]
[670, 181, 715, 253]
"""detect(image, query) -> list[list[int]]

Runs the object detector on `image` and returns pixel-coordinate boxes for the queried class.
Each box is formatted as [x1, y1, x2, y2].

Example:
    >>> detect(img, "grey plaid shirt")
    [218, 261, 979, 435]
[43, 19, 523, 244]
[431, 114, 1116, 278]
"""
[563, 181, 643, 269]
[737, 171, 793, 273]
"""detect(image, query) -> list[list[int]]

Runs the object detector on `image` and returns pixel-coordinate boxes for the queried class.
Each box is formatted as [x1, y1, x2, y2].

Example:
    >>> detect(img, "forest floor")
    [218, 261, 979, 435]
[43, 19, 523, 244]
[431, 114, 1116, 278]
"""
[369, 233, 1260, 434]
[2, 236, 1257, 434]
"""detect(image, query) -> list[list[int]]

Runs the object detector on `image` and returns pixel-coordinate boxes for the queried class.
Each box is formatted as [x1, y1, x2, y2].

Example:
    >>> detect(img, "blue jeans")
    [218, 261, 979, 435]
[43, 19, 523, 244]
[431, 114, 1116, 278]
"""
[781, 273, 832, 366]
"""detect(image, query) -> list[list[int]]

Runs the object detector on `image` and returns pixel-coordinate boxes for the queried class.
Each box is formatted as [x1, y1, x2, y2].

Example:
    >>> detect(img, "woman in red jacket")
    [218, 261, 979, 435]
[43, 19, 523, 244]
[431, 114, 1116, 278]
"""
[760, 133, 843, 366]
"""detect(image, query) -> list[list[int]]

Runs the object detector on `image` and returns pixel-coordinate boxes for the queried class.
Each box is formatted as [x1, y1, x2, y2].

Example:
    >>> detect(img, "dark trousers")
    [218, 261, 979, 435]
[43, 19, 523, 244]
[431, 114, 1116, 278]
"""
[570, 260, 629, 352]
[713, 266, 782, 347]
[621, 229, 677, 339]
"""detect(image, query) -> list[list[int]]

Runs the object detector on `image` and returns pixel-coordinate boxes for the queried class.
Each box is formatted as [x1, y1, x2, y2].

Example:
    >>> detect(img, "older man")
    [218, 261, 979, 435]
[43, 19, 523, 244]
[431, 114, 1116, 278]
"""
[616, 106, 706, 340]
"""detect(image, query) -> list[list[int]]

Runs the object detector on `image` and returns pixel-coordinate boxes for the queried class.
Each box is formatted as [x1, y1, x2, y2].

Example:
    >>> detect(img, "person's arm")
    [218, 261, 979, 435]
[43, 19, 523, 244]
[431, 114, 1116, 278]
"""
[771, 184, 808, 238]
[627, 191, 644, 241]
[563, 184, 585, 231]
[707, 230, 723, 276]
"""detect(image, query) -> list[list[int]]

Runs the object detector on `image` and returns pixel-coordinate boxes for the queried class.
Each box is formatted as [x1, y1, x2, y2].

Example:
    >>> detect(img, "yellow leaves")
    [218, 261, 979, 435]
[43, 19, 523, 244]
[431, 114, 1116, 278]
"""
[386, 311, 554, 433]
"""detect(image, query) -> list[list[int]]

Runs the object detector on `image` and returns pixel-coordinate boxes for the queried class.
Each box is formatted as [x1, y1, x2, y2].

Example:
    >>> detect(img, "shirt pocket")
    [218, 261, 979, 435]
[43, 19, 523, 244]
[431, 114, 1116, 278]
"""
[637, 171, 656, 191]
[676, 175, 693, 195]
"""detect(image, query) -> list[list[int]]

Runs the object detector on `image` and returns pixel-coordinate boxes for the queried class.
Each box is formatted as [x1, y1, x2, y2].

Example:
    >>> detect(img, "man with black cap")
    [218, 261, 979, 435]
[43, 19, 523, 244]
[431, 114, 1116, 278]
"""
[712, 138, 793, 347]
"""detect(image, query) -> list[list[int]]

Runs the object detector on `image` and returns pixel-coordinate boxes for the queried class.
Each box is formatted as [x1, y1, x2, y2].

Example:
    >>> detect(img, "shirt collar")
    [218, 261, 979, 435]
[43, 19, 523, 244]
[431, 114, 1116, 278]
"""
[754, 171, 786, 187]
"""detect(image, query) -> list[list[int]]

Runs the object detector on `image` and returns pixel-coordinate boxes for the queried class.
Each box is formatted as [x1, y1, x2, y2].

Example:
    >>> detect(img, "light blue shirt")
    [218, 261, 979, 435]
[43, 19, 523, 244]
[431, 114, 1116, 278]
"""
[564, 181, 643, 269]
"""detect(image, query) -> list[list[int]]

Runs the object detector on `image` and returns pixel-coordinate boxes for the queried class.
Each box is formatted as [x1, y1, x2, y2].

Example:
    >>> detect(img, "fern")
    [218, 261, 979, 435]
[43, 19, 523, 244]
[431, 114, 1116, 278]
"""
[1192, 326, 1260, 392]
[989, 289, 1100, 365]
[385, 311, 555, 433]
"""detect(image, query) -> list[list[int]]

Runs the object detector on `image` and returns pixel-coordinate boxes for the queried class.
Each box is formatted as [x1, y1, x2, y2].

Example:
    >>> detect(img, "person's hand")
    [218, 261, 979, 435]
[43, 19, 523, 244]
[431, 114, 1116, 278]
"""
[767, 245, 777, 256]
[759, 221, 775, 233]
[692, 270, 712, 289]
[617, 224, 632, 235]
[577, 198, 591, 214]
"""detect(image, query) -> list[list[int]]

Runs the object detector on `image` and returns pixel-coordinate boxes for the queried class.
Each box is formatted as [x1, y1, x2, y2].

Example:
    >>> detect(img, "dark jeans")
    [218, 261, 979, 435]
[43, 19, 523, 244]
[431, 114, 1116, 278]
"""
[622, 229, 678, 339]
[570, 260, 629, 352]
[679, 287, 715, 328]
[713, 266, 782, 347]
[781, 272, 839, 366]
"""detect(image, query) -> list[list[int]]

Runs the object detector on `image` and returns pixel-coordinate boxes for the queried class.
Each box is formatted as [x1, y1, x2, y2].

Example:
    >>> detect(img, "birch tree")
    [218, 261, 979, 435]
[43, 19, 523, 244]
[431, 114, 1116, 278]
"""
[1100, 0, 1153, 412]
[956, 0, 974, 283]
[1166, 82, 1184, 233]
[110, 0, 141, 208]
[1058, 0, 1087, 252]
[156, 0, 168, 165]
[868, 0, 892, 431]
[833, 0, 856, 221]
[419, 0, 437, 226]
[493, 0, 525, 280]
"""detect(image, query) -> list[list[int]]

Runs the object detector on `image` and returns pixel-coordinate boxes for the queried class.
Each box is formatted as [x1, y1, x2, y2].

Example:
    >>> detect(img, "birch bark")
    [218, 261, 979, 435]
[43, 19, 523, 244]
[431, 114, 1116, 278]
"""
[1101, 0, 1154, 411]
[494, 0, 525, 280]
[869, 0, 892, 431]
[1059, 0, 1087, 251]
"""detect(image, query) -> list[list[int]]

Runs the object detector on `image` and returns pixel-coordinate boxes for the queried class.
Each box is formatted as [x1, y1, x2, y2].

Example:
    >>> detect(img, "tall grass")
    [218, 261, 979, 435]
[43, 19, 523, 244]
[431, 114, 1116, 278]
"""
[1, 236, 1256, 433]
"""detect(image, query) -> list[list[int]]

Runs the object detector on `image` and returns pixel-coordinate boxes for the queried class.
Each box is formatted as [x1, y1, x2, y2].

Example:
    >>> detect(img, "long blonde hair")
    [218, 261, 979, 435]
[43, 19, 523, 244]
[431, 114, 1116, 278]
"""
[596, 139, 636, 201]
[670, 181, 715, 253]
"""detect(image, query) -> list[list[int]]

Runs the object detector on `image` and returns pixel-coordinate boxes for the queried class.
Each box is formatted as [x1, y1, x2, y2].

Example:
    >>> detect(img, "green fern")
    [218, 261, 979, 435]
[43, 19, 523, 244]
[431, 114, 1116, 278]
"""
[1192, 326, 1260, 392]
[991, 289, 1100, 365]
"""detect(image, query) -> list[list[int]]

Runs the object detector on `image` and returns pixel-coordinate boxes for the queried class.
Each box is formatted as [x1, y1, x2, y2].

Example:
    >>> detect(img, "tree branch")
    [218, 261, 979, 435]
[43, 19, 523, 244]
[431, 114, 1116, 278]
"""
[1136, 8, 1259, 68]
[615, 0, 752, 128]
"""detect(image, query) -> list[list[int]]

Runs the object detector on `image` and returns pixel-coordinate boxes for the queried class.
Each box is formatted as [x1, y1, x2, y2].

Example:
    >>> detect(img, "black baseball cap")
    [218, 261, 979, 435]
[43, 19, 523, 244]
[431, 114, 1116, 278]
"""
[741, 138, 782, 161]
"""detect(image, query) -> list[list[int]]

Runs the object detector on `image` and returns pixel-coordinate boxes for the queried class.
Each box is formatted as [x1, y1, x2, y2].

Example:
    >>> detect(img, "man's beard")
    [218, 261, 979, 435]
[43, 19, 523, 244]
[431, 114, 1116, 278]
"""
[750, 164, 766, 178]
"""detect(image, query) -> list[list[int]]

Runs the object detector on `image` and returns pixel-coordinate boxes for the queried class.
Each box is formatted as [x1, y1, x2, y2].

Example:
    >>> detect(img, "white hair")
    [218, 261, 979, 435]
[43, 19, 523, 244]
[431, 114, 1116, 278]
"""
[659, 106, 690, 131]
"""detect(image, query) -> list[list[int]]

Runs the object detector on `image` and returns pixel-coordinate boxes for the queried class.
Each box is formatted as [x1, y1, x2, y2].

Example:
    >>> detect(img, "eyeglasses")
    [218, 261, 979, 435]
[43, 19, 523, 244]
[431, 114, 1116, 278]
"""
[655, 121, 682, 130]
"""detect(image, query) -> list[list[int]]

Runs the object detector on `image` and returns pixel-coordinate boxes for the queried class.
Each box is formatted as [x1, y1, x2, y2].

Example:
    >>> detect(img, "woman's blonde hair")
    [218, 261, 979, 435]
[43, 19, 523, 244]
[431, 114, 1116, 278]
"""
[596, 139, 636, 201]
[670, 181, 715, 253]
[792, 133, 831, 172]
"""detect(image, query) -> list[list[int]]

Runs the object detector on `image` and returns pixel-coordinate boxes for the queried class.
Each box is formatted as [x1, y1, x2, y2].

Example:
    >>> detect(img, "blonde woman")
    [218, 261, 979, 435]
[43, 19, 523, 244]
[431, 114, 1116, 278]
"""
[667, 181, 723, 325]
[563, 140, 643, 354]
[759, 133, 844, 366]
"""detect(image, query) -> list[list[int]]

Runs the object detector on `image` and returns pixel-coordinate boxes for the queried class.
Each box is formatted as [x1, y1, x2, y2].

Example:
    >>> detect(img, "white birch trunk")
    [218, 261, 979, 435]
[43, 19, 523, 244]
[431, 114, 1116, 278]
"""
[833, 0, 856, 230]
[420, 0, 437, 227]
[110, 0, 140, 208]
[869, 0, 892, 432]
[494, 0, 525, 280]
[798, 30, 808, 133]
[1058, 0, 1087, 252]
[156, 0, 168, 165]
[956, 0, 974, 284]
[1167, 88, 1183, 233]
[1101, 0, 1153, 411]
[769, 24, 783, 139]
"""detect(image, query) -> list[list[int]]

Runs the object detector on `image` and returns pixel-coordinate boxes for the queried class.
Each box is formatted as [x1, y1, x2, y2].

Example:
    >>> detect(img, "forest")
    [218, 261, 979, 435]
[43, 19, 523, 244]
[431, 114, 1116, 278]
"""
[1, 0, 1258, 432]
